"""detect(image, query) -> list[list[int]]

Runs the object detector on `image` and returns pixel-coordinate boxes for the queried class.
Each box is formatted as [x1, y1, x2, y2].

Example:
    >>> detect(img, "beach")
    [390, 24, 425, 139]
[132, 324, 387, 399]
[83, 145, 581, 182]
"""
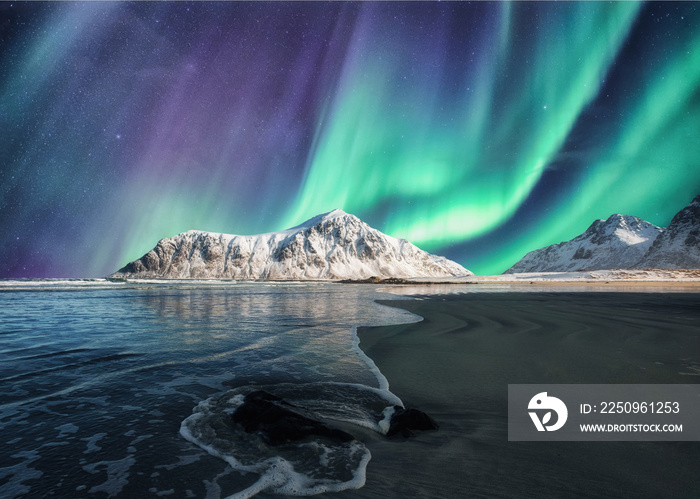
[348, 291, 700, 498]
[2, 283, 700, 498]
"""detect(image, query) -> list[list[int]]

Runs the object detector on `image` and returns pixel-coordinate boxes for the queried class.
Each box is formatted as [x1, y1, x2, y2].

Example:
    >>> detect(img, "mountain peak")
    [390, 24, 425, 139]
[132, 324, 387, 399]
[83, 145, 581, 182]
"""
[291, 209, 354, 230]
[323, 208, 350, 219]
[506, 213, 663, 273]
[634, 194, 700, 269]
[605, 213, 644, 226]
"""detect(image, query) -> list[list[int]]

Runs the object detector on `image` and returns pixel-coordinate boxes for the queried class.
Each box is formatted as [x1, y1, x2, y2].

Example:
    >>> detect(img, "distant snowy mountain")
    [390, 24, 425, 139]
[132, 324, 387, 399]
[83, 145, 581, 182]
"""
[110, 209, 472, 280]
[505, 214, 663, 273]
[506, 194, 700, 273]
[634, 194, 700, 269]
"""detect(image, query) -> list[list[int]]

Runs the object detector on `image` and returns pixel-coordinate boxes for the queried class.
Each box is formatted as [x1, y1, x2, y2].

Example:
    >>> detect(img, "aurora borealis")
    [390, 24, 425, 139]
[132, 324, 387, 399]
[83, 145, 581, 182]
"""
[2, 1, 699, 278]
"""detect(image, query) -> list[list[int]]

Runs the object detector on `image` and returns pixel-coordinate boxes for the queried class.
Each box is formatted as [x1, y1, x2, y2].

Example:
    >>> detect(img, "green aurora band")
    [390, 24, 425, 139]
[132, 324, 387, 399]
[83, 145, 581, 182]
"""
[3, 2, 700, 277]
[282, 2, 700, 274]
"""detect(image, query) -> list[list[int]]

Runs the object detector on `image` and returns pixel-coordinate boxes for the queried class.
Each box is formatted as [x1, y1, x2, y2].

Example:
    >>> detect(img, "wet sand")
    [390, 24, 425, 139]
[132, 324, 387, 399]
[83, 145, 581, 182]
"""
[348, 292, 700, 498]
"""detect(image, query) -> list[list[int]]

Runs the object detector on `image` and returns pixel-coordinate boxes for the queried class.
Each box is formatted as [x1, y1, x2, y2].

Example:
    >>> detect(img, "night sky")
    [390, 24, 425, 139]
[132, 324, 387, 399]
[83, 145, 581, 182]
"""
[2, 1, 699, 278]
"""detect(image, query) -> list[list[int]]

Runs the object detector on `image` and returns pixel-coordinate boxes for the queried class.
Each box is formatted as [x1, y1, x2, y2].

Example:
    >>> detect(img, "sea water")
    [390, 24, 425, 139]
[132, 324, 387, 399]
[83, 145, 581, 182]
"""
[0, 281, 420, 498]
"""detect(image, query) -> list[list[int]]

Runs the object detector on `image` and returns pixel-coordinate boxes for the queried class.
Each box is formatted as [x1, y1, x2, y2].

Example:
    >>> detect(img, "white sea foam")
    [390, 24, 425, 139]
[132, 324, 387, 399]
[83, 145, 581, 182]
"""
[377, 406, 397, 435]
[82, 455, 136, 496]
[0, 450, 43, 498]
[56, 422, 79, 436]
[179, 382, 405, 497]
[82, 433, 107, 454]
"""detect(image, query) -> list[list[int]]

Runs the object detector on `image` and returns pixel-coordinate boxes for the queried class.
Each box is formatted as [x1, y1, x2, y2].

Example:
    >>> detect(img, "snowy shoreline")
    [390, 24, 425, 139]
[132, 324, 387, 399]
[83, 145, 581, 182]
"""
[3, 269, 700, 289]
[412, 269, 700, 285]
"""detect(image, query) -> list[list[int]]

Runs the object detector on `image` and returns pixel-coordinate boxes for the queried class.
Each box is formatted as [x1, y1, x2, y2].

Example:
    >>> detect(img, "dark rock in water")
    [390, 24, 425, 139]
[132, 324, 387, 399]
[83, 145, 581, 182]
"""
[231, 390, 355, 446]
[387, 406, 439, 438]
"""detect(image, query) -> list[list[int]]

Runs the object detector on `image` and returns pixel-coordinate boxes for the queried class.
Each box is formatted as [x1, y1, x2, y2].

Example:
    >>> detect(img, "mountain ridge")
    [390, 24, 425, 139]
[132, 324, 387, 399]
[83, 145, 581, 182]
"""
[506, 194, 700, 273]
[110, 210, 472, 280]
[634, 194, 700, 269]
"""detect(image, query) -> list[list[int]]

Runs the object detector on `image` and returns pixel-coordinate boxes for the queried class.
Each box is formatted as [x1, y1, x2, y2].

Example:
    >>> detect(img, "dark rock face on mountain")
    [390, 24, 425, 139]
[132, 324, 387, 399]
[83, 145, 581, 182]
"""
[505, 214, 663, 273]
[634, 195, 700, 269]
[109, 209, 471, 280]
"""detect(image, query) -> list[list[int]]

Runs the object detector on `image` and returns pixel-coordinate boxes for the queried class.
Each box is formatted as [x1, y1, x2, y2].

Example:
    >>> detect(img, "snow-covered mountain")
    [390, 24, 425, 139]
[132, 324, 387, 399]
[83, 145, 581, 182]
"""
[506, 194, 700, 273]
[505, 214, 663, 273]
[109, 209, 472, 280]
[634, 195, 700, 269]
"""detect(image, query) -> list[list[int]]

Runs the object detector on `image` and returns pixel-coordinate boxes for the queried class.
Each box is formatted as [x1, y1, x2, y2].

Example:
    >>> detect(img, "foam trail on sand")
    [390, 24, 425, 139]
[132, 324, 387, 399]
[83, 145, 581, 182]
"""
[180, 384, 393, 497]
[179, 313, 420, 496]
[353, 325, 408, 393]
